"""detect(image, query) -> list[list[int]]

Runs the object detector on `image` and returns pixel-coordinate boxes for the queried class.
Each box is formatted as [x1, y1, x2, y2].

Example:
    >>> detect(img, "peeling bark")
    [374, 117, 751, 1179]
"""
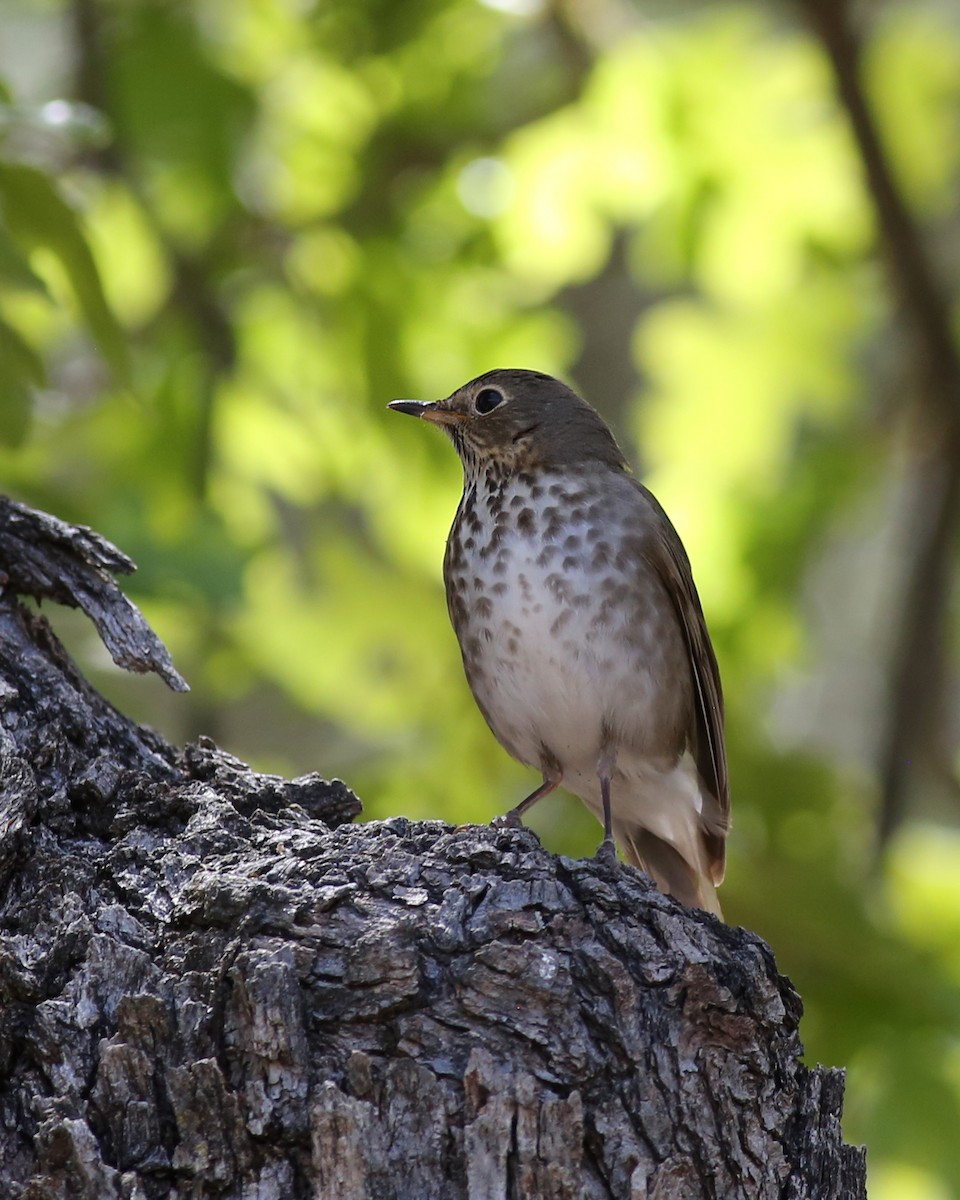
[0, 498, 865, 1198]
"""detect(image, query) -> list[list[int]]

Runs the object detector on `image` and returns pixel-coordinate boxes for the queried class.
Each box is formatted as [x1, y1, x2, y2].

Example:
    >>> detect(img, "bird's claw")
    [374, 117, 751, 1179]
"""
[594, 839, 619, 870]
[492, 810, 526, 831]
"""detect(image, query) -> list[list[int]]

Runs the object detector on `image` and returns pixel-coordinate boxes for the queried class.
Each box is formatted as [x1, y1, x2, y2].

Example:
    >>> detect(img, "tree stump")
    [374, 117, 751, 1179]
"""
[0, 497, 866, 1199]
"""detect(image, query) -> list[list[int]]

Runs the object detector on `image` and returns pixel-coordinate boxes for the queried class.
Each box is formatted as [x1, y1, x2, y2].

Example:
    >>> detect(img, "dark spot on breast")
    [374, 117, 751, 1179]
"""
[448, 595, 466, 626]
[551, 611, 572, 635]
[474, 596, 493, 619]
[491, 581, 508, 595]
[602, 580, 629, 603]
[563, 534, 580, 551]
[545, 574, 566, 600]
[506, 636, 519, 653]
[536, 545, 558, 568]
[562, 556, 580, 571]
[517, 508, 536, 535]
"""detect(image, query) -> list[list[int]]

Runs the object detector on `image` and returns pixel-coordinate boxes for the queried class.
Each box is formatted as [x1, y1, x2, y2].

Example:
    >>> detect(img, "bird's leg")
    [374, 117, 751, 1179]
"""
[595, 748, 618, 866]
[495, 770, 561, 830]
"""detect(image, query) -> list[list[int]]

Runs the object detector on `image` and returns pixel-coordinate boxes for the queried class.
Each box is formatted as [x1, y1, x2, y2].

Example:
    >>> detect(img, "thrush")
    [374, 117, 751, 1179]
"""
[388, 369, 729, 915]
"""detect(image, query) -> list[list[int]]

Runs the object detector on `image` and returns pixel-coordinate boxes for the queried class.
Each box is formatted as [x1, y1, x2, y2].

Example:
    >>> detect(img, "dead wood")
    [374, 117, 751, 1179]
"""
[0, 496, 865, 1199]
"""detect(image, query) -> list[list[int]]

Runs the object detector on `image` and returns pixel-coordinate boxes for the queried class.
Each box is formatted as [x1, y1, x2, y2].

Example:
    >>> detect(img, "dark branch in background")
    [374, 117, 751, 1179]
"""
[70, 0, 237, 502]
[798, 0, 960, 844]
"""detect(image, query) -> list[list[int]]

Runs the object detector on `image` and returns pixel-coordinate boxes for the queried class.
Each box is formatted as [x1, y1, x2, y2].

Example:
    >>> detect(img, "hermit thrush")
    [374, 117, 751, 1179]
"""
[388, 369, 729, 915]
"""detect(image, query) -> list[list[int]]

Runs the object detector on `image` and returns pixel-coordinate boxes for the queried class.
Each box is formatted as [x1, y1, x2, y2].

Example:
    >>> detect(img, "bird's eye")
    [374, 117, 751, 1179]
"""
[474, 387, 504, 415]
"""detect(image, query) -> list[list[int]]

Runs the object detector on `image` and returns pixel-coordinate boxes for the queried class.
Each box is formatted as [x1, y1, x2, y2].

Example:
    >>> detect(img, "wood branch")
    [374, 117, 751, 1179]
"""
[798, 0, 960, 842]
[0, 495, 188, 691]
[0, 497, 865, 1198]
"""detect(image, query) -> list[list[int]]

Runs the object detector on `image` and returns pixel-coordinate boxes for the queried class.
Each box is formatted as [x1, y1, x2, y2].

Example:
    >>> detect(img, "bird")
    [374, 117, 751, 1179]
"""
[388, 369, 729, 916]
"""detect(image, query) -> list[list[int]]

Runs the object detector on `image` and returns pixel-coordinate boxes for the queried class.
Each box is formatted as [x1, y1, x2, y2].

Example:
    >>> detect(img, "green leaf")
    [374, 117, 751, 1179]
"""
[0, 380, 31, 447]
[0, 318, 42, 446]
[107, 3, 254, 203]
[0, 162, 129, 382]
[0, 316, 44, 385]
[0, 220, 49, 293]
[0, 318, 44, 446]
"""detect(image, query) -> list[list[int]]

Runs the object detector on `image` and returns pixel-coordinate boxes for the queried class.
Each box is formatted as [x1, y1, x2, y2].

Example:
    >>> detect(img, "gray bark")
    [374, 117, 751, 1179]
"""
[0, 496, 866, 1199]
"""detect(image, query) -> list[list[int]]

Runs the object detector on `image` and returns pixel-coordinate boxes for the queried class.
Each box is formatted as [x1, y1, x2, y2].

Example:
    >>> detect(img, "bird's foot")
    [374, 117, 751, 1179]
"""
[594, 838, 619, 870]
[492, 808, 527, 831]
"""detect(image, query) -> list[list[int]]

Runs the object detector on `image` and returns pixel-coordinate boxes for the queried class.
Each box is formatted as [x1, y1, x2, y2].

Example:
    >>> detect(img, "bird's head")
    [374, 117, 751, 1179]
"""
[388, 369, 627, 479]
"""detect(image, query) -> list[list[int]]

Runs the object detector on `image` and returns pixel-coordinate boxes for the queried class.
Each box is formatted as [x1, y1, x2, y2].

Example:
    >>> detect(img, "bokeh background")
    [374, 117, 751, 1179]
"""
[2, 0, 960, 1193]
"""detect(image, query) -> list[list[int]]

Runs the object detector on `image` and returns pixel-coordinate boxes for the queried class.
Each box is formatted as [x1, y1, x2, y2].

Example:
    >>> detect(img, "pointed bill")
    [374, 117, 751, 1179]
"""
[387, 400, 464, 427]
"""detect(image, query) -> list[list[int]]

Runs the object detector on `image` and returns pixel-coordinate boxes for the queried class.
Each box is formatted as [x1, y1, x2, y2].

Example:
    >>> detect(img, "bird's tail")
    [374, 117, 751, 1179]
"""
[619, 826, 724, 919]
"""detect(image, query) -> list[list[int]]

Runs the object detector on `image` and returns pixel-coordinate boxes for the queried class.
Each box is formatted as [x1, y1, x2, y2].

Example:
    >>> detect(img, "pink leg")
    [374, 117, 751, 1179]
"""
[496, 771, 561, 829]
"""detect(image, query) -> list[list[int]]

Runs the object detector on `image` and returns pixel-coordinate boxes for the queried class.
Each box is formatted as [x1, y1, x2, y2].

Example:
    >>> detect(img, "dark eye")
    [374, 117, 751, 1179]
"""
[474, 387, 504, 415]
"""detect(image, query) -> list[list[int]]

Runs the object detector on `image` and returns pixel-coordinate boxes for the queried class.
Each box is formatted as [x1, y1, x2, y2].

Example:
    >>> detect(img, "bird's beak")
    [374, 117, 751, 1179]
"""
[387, 400, 464, 427]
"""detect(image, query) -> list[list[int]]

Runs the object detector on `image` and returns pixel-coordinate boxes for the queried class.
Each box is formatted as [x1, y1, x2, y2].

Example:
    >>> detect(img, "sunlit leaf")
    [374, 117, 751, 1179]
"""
[0, 162, 129, 381]
[0, 316, 44, 446]
[0, 220, 48, 293]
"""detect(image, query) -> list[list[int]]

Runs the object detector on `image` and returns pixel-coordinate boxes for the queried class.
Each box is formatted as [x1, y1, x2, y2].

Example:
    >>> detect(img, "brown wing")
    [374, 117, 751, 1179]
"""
[633, 483, 730, 882]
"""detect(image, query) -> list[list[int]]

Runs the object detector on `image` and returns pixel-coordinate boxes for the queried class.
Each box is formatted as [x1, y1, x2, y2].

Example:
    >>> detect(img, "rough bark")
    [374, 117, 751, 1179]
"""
[0, 496, 866, 1199]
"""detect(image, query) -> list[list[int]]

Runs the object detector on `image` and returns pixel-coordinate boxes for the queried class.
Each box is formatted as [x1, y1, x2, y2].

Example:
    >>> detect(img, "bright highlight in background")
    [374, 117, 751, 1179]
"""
[870, 1161, 951, 1200]
[477, 0, 545, 15]
[457, 157, 515, 218]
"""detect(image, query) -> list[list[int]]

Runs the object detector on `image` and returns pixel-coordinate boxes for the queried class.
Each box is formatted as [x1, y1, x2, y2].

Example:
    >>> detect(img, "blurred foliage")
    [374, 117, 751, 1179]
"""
[2, 0, 960, 1193]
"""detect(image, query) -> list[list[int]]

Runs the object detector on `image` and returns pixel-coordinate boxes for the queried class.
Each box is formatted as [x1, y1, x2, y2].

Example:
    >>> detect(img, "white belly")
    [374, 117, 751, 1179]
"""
[449, 476, 670, 781]
[444, 465, 719, 907]
[471, 561, 640, 769]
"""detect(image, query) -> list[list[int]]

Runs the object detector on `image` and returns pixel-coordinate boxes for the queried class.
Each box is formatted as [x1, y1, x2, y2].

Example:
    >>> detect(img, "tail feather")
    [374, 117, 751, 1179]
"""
[573, 756, 728, 917]
[696, 783, 728, 886]
[620, 827, 724, 919]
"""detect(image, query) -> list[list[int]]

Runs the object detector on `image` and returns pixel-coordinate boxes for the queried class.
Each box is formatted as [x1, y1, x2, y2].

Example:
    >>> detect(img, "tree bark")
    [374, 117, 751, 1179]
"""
[0, 496, 865, 1199]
